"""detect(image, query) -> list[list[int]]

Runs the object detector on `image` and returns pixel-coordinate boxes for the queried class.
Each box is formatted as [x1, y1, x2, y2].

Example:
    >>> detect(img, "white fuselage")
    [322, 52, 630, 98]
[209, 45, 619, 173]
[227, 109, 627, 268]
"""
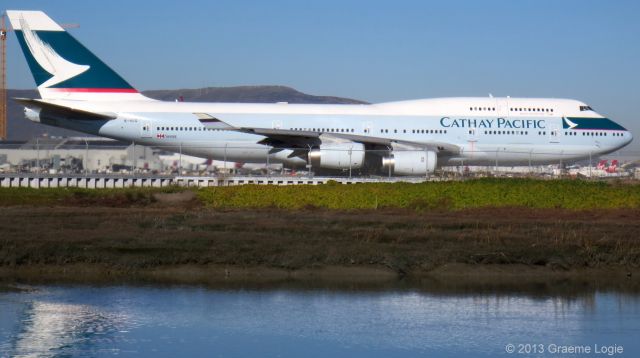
[39, 96, 632, 168]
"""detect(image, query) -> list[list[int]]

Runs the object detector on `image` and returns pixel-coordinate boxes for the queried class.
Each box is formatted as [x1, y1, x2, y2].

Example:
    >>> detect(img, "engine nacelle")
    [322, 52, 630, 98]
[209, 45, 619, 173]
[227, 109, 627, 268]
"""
[382, 150, 437, 175]
[309, 142, 365, 170]
[24, 107, 41, 123]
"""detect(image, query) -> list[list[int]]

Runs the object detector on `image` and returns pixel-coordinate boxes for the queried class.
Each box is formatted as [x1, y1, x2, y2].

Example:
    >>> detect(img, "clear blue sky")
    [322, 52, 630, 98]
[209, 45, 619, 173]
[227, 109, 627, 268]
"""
[4, 0, 640, 149]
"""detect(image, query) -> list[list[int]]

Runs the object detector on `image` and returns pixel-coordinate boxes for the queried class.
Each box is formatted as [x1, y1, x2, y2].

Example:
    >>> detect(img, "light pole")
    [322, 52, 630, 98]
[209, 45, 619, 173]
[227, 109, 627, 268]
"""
[84, 138, 89, 176]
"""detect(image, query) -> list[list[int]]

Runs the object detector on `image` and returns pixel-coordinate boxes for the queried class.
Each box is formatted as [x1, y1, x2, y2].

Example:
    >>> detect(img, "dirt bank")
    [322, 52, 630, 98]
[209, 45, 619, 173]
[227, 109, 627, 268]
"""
[1, 203, 639, 286]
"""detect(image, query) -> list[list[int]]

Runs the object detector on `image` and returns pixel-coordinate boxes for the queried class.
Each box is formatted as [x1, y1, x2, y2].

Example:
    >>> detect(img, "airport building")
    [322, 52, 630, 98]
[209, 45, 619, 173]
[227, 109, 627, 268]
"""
[0, 138, 161, 174]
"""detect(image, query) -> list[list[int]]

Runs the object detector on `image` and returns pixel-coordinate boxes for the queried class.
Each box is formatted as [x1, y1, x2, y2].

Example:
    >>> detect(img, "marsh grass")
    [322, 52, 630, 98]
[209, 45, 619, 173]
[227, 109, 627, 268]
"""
[0, 206, 638, 272]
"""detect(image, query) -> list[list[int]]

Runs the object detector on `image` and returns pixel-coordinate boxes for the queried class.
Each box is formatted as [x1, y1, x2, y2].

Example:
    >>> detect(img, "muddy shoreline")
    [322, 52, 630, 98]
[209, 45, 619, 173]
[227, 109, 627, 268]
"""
[2, 264, 639, 297]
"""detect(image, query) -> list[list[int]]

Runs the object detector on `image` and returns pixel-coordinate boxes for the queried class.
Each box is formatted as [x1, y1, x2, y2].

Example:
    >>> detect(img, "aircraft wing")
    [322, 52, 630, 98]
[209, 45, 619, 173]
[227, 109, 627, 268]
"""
[247, 127, 459, 153]
[13, 98, 117, 120]
[197, 113, 461, 156]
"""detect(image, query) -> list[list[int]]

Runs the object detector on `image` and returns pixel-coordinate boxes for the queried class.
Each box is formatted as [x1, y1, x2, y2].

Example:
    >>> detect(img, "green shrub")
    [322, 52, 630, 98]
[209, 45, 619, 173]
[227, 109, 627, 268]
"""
[3, 179, 640, 211]
[197, 178, 640, 211]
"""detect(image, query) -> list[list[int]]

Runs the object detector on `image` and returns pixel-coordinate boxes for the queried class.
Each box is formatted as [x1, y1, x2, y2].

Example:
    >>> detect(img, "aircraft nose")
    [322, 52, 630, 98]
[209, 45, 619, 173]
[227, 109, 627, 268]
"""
[625, 131, 633, 145]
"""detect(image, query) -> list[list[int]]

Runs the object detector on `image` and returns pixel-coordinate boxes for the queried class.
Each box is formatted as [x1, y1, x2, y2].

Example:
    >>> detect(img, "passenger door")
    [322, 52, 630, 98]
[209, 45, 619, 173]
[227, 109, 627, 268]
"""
[548, 124, 560, 143]
[140, 120, 153, 139]
[467, 127, 478, 142]
[362, 121, 373, 136]
[496, 98, 509, 117]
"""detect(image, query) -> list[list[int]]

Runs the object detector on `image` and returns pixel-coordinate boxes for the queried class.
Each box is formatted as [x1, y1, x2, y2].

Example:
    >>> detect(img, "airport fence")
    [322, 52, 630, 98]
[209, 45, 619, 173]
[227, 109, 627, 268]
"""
[0, 139, 638, 179]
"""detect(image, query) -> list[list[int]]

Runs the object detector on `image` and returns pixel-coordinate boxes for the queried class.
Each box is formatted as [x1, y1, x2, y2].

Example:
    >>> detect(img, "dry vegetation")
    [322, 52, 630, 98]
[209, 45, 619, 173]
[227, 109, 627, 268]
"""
[0, 205, 639, 279]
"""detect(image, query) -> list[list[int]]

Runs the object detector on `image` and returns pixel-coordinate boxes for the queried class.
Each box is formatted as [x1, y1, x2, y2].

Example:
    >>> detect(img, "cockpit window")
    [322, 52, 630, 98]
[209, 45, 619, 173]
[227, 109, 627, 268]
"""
[580, 105, 594, 111]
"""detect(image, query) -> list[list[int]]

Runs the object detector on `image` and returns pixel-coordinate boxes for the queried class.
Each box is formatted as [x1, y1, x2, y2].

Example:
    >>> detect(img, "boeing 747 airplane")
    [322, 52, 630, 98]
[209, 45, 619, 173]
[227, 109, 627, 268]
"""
[7, 10, 633, 175]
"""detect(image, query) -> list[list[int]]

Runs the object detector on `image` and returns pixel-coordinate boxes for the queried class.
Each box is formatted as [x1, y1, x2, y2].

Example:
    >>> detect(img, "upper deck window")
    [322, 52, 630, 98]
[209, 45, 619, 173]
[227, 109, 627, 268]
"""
[580, 105, 594, 111]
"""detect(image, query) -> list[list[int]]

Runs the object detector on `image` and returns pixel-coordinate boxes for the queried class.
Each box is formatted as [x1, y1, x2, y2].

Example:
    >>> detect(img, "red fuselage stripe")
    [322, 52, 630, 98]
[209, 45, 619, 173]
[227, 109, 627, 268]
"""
[48, 88, 139, 93]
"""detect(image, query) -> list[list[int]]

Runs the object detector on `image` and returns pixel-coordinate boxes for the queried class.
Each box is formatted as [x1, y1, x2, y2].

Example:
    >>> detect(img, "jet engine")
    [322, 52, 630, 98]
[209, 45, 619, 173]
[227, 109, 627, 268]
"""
[309, 142, 365, 170]
[382, 150, 437, 175]
[24, 107, 41, 123]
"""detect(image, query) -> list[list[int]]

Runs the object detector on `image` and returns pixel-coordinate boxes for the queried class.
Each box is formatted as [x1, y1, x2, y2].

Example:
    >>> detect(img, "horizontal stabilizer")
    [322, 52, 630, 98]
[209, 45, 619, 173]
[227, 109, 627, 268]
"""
[13, 98, 117, 120]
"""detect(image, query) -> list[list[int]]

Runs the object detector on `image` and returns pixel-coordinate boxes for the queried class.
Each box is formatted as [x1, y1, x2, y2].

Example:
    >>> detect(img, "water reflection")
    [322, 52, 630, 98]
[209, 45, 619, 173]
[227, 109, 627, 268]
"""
[7, 299, 132, 357]
[1, 286, 639, 357]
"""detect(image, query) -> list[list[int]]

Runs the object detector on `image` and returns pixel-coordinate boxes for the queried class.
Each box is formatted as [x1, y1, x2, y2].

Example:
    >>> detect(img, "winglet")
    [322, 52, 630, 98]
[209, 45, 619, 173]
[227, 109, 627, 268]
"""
[194, 113, 236, 129]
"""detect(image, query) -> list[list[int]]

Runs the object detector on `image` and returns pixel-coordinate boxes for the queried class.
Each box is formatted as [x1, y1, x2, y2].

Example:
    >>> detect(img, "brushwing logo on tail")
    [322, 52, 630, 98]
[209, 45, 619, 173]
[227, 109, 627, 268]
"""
[20, 17, 89, 88]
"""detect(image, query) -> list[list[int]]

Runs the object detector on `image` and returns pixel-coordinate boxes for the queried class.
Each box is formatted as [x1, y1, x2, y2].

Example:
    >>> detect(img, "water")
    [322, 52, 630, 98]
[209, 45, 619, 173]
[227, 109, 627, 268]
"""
[1, 285, 639, 357]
